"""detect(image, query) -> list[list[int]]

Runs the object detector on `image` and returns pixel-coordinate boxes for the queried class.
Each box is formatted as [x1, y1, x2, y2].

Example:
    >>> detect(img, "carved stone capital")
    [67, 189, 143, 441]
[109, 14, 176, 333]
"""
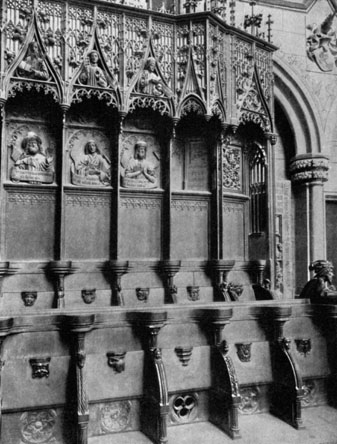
[289, 154, 329, 184]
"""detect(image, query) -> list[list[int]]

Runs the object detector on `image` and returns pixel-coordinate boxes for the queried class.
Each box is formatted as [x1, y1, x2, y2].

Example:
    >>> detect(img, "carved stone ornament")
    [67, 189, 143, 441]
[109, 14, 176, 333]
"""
[78, 50, 109, 88]
[170, 393, 198, 423]
[307, 12, 337, 72]
[136, 287, 149, 302]
[236, 343, 252, 362]
[222, 145, 241, 190]
[187, 286, 199, 301]
[289, 155, 329, 184]
[69, 130, 111, 187]
[301, 380, 316, 406]
[238, 387, 259, 414]
[295, 339, 311, 357]
[120, 139, 158, 189]
[22, 291, 37, 307]
[29, 357, 51, 378]
[135, 56, 171, 98]
[107, 351, 127, 373]
[175, 346, 193, 366]
[15, 41, 49, 81]
[20, 409, 57, 444]
[99, 401, 131, 434]
[81, 289, 96, 304]
[9, 130, 55, 184]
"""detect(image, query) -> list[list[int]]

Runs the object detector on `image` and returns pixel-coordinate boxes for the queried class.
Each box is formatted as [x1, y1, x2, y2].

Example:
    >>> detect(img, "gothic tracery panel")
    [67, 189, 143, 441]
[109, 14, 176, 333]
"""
[36, 0, 63, 74]
[4, 0, 33, 70]
[124, 16, 148, 87]
[96, 9, 121, 84]
[67, 5, 94, 80]
[151, 21, 174, 89]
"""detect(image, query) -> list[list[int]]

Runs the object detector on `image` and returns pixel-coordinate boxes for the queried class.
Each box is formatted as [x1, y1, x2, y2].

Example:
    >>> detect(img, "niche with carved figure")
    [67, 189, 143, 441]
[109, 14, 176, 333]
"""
[64, 99, 118, 260]
[119, 110, 168, 260]
[4, 91, 61, 260]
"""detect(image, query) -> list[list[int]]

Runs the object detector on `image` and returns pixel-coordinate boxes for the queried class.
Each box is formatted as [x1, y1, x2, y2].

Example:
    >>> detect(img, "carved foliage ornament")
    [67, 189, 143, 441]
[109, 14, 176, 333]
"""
[289, 156, 329, 184]
[238, 387, 259, 414]
[20, 409, 57, 444]
[222, 145, 241, 190]
[99, 401, 131, 433]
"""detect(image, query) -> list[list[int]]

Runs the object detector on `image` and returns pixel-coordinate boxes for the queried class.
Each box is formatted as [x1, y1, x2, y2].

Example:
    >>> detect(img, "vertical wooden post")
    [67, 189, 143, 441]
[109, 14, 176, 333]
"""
[66, 314, 95, 444]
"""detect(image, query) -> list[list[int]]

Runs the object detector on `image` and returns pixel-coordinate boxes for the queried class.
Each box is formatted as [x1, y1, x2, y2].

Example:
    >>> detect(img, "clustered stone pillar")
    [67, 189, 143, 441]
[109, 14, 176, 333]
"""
[289, 154, 329, 290]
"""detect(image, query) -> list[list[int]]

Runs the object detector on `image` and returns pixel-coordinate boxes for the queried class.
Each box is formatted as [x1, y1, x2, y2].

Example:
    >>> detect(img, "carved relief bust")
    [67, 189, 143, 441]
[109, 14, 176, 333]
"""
[69, 130, 111, 187]
[121, 140, 158, 189]
[10, 131, 54, 184]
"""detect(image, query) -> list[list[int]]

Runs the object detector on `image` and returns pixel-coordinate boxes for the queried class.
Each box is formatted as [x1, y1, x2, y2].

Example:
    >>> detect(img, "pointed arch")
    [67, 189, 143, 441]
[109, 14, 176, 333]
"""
[4, 12, 63, 103]
[178, 94, 207, 119]
[67, 27, 120, 108]
[273, 56, 324, 156]
[125, 37, 174, 116]
[179, 47, 204, 102]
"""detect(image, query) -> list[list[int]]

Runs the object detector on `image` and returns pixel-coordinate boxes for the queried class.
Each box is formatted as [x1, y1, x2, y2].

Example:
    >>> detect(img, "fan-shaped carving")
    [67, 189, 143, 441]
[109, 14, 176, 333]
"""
[179, 95, 206, 118]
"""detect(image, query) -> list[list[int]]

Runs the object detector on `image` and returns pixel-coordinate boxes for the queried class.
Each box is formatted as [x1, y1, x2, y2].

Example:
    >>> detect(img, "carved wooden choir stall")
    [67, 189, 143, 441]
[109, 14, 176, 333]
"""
[0, 0, 335, 443]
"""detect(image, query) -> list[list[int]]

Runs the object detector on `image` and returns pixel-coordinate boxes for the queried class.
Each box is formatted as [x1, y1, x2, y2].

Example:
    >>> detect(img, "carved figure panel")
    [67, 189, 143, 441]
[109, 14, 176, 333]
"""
[8, 125, 55, 184]
[135, 57, 171, 98]
[68, 129, 111, 187]
[20, 409, 57, 444]
[78, 50, 108, 88]
[15, 41, 49, 80]
[120, 133, 160, 189]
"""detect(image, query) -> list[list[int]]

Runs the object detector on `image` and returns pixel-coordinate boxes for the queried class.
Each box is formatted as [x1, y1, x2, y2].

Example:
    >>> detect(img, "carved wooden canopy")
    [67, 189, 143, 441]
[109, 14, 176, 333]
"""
[1, 0, 276, 132]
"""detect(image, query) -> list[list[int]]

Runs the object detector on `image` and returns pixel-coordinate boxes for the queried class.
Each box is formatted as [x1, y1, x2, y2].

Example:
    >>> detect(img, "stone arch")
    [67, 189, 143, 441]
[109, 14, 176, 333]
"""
[273, 56, 324, 157]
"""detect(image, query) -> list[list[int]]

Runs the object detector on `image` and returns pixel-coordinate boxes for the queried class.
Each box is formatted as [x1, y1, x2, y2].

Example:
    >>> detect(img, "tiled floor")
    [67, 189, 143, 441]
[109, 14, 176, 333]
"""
[89, 406, 337, 444]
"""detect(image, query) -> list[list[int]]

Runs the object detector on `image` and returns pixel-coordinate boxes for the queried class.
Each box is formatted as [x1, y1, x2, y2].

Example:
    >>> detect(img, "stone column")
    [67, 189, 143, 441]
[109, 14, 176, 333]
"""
[289, 154, 329, 290]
